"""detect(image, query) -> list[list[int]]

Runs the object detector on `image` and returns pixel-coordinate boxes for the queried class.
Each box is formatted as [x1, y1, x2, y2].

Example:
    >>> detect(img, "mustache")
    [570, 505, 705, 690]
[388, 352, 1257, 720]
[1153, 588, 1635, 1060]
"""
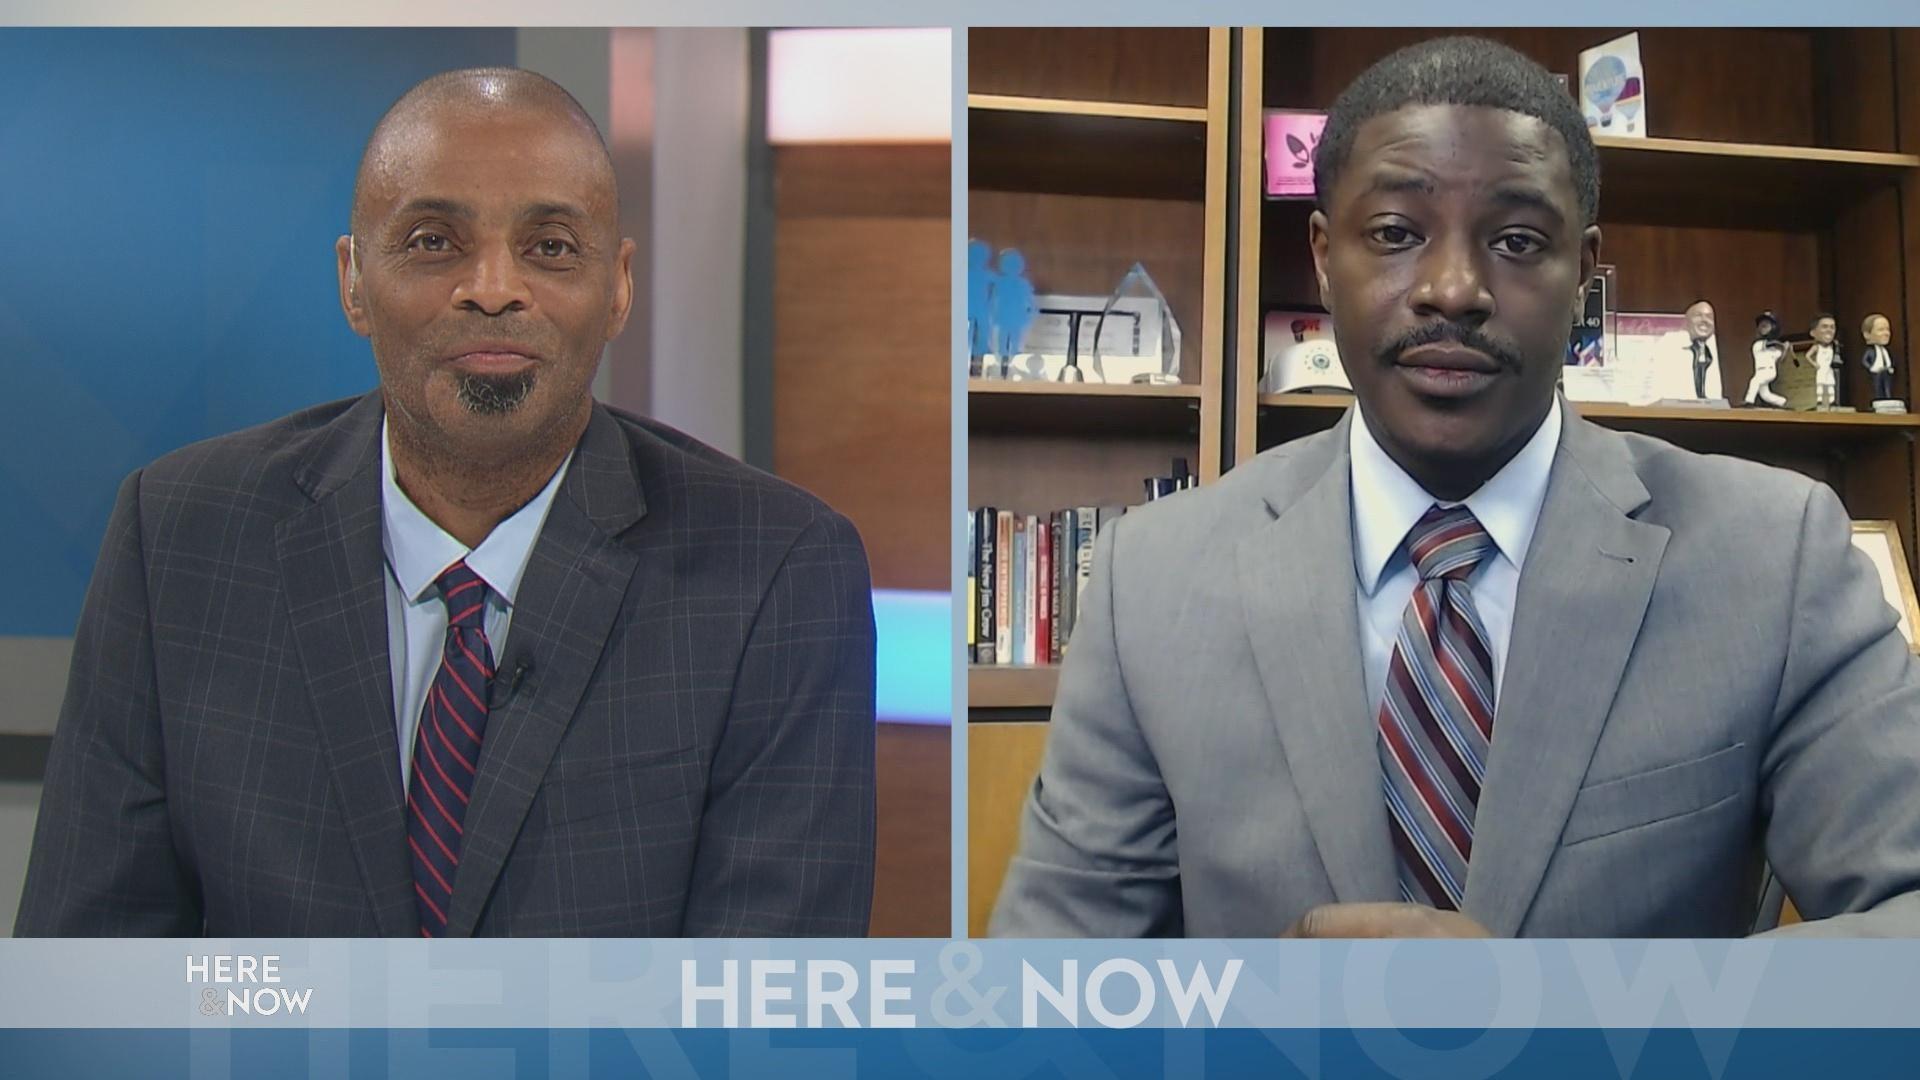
[1378, 322, 1525, 372]
[423, 320, 556, 358]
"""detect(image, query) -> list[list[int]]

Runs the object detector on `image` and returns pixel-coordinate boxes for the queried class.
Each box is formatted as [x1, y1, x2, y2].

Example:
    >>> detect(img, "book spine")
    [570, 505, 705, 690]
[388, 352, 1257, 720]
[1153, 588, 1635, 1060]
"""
[1022, 515, 1038, 665]
[1074, 506, 1096, 626]
[1006, 515, 1021, 664]
[1057, 510, 1074, 659]
[1050, 511, 1066, 664]
[1036, 514, 1052, 665]
[975, 508, 995, 666]
[1011, 515, 1027, 667]
[1061, 508, 1082, 657]
[995, 510, 1012, 665]
[966, 511, 977, 662]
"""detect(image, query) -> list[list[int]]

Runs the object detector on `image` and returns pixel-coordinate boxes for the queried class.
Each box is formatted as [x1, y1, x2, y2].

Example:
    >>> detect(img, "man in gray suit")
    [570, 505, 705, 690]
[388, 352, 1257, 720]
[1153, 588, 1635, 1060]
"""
[16, 68, 876, 937]
[993, 37, 1920, 938]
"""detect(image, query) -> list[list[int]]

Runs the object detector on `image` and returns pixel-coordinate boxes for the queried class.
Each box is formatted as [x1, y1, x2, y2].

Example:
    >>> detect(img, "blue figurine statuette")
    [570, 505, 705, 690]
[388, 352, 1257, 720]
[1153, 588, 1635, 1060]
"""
[966, 238, 993, 376]
[965, 242, 1036, 379]
[988, 248, 1037, 378]
[967, 239, 1036, 379]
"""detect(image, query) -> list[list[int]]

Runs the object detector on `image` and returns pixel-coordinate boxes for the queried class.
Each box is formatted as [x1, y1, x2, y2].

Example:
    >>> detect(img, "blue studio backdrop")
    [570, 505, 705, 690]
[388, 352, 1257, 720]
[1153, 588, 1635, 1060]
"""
[0, 28, 516, 637]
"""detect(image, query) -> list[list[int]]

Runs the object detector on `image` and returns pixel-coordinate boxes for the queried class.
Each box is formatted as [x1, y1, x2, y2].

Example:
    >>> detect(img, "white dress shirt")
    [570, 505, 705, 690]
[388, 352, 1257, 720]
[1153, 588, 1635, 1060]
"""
[381, 418, 572, 791]
[1350, 400, 1562, 712]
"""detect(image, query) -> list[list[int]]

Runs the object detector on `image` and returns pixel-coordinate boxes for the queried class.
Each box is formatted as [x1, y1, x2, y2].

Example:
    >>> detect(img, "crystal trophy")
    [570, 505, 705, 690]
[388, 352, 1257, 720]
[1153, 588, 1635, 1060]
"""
[1079, 262, 1182, 385]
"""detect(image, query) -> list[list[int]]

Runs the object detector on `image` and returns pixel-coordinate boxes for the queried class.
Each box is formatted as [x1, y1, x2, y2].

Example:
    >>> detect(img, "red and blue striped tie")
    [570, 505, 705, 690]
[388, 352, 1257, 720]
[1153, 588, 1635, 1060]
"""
[1378, 505, 1497, 911]
[406, 560, 495, 937]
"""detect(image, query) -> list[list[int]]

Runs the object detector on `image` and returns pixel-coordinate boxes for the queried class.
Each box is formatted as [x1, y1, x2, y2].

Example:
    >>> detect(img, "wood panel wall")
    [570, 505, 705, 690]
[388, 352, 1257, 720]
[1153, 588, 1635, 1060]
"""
[770, 143, 952, 937]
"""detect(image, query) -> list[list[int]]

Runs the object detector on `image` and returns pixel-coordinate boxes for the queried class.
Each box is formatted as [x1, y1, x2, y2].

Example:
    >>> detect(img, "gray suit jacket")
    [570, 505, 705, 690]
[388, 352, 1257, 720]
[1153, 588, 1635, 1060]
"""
[17, 393, 876, 937]
[993, 407, 1920, 937]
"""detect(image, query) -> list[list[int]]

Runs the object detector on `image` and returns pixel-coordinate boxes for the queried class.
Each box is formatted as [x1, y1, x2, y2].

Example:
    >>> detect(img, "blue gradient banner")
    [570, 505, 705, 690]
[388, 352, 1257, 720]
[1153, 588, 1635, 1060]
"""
[2, 940, 1918, 1030]
[9, 1027, 1920, 1078]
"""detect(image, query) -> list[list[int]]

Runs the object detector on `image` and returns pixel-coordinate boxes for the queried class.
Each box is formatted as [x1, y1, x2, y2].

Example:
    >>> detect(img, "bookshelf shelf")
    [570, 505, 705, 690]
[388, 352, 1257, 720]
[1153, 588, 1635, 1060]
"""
[974, 379, 1204, 398]
[1589, 136, 1920, 229]
[968, 665, 1062, 711]
[1594, 135, 1919, 169]
[1257, 392, 1920, 458]
[1259, 392, 1920, 429]
[971, 380, 1204, 436]
[968, 93, 1208, 124]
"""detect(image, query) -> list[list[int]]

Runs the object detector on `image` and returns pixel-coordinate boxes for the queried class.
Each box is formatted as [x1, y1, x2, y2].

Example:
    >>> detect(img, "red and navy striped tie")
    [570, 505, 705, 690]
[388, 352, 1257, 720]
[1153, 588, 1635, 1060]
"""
[406, 560, 495, 937]
[1378, 505, 1497, 911]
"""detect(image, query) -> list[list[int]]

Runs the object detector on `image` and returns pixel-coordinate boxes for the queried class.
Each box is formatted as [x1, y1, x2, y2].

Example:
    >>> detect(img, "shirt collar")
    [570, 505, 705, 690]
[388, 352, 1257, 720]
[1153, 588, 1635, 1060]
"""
[1349, 397, 1562, 595]
[380, 416, 574, 608]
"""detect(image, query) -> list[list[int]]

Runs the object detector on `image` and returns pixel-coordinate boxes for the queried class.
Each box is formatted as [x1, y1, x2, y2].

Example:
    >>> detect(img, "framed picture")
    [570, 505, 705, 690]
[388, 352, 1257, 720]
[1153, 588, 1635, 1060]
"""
[1850, 520, 1920, 651]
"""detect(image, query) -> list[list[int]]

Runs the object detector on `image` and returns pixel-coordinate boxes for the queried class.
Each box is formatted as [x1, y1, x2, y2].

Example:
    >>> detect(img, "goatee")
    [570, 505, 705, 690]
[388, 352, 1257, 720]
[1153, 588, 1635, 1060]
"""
[455, 370, 536, 415]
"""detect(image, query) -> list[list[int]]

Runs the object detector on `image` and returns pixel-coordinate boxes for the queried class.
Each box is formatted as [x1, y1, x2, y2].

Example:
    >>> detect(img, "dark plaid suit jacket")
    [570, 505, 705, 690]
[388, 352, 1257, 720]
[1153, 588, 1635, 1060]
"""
[15, 393, 877, 936]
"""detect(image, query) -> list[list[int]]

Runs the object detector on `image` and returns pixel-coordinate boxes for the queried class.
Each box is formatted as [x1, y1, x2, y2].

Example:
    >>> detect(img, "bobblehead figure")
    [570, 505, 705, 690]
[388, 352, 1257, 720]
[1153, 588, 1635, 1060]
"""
[1809, 313, 1840, 410]
[1686, 300, 1721, 400]
[1746, 311, 1788, 408]
[1862, 313, 1901, 409]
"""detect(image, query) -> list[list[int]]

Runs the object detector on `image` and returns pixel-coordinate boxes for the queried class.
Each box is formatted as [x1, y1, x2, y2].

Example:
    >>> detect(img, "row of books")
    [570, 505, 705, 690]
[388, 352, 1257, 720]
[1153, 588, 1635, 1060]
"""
[968, 459, 1200, 667]
[967, 506, 1120, 666]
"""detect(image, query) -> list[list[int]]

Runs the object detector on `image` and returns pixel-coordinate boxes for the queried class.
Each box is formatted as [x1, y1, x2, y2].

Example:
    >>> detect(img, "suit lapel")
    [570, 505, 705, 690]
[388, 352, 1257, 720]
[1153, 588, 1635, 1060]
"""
[1237, 413, 1398, 903]
[275, 393, 416, 936]
[1464, 412, 1669, 935]
[444, 404, 645, 935]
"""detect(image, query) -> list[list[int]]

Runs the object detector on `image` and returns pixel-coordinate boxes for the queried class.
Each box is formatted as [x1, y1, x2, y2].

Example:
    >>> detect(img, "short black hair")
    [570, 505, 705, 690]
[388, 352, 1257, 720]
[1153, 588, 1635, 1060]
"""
[1314, 36, 1600, 226]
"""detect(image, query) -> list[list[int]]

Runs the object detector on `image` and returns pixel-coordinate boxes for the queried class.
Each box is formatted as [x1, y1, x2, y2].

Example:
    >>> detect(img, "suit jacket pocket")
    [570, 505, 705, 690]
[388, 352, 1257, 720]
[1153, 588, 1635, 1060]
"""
[540, 746, 701, 828]
[1560, 742, 1748, 847]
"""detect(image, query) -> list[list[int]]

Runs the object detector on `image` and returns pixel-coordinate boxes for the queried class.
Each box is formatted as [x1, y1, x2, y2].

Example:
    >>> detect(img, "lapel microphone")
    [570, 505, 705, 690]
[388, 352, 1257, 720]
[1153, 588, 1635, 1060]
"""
[494, 657, 535, 707]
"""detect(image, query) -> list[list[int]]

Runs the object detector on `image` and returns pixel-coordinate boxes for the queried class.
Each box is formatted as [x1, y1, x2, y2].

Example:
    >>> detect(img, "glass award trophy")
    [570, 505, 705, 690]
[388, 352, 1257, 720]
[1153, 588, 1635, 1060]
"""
[1074, 262, 1182, 385]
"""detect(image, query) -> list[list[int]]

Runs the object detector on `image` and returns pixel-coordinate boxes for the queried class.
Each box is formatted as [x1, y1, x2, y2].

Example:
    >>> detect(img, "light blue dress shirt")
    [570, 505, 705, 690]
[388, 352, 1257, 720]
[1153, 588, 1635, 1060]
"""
[381, 419, 572, 791]
[1350, 399, 1562, 713]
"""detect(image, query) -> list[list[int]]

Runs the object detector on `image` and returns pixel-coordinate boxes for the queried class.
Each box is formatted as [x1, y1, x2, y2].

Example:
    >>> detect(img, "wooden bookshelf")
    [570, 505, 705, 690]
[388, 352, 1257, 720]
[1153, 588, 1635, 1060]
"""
[966, 28, 1232, 929]
[966, 27, 1230, 567]
[969, 26, 1228, 475]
